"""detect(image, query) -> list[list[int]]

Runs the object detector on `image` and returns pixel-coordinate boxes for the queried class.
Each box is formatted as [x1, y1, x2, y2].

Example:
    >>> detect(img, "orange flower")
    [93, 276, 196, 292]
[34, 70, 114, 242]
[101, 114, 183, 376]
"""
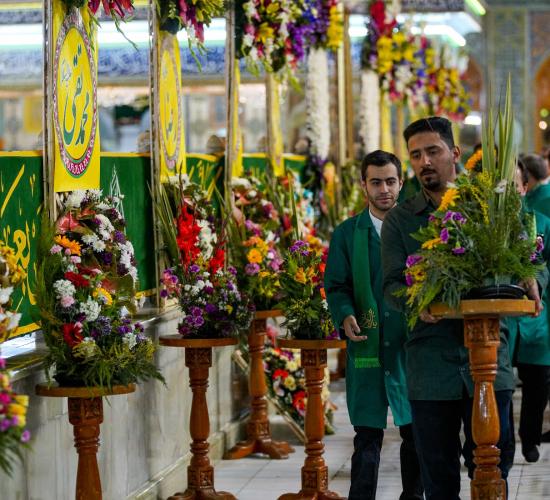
[422, 237, 442, 250]
[54, 235, 81, 256]
[247, 249, 263, 264]
[320, 287, 326, 300]
[465, 149, 483, 171]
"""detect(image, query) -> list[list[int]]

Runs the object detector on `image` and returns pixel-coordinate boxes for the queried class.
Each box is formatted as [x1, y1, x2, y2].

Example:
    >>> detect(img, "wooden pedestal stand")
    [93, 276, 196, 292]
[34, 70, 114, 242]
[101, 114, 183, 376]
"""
[35, 383, 136, 500]
[159, 336, 237, 500]
[226, 310, 294, 459]
[430, 299, 535, 500]
[276, 338, 346, 500]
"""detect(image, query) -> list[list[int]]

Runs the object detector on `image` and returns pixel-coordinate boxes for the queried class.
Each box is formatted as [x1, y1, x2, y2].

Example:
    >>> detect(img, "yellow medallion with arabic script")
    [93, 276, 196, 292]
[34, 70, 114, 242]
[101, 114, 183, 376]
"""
[53, 8, 97, 178]
[159, 33, 183, 175]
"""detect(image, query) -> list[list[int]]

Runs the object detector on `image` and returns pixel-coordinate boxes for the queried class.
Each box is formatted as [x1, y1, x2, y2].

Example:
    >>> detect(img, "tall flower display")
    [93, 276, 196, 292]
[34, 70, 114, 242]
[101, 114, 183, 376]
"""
[36, 190, 163, 388]
[156, 174, 253, 338]
[401, 84, 539, 326]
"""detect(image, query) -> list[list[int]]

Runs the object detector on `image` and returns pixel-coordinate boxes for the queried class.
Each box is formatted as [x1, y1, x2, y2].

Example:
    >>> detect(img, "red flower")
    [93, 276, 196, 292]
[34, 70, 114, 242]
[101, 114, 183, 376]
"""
[64, 271, 90, 288]
[176, 205, 202, 269]
[293, 390, 306, 416]
[282, 215, 292, 231]
[209, 248, 225, 273]
[273, 369, 289, 380]
[63, 323, 83, 348]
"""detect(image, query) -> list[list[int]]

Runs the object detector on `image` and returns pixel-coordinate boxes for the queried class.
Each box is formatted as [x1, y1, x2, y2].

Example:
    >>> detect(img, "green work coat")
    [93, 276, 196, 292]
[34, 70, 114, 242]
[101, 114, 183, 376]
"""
[526, 183, 550, 218]
[381, 191, 515, 400]
[325, 209, 411, 428]
[506, 210, 550, 366]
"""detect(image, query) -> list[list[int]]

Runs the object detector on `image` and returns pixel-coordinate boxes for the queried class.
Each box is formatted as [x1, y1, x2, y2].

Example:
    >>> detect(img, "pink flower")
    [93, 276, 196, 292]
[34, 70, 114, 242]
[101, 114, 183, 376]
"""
[50, 245, 62, 254]
[60, 296, 75, 308]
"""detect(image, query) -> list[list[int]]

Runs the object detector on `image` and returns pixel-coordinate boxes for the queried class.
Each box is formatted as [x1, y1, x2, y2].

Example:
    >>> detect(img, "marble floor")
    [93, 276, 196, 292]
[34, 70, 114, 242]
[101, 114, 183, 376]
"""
[214, 380, 550, 500]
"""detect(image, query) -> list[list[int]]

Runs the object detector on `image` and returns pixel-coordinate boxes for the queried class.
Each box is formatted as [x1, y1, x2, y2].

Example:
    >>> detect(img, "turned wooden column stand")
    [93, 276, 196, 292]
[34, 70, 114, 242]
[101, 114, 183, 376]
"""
[159, 335, 237, 500]
[276, 338, 346, 500]
[35, 383, 136, 500]
[226, 309, 294, 459]
[430, 299, 535, 500]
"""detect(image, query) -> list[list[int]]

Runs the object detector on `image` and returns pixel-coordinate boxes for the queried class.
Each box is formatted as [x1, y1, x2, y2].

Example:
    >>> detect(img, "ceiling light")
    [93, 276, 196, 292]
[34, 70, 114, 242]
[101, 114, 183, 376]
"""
[539, 121, 548, 131]
[464, 114, 482, 126]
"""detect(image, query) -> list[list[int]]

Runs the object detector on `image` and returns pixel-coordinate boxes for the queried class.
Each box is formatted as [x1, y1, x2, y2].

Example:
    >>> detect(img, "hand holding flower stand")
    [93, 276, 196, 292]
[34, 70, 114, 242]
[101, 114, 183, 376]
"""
[35, 383, 136, 500]
[276, 338, 346, 500]
[226, 310, 294, 459]
[159, 335, 237, 500]
[429, 299, 535, 500]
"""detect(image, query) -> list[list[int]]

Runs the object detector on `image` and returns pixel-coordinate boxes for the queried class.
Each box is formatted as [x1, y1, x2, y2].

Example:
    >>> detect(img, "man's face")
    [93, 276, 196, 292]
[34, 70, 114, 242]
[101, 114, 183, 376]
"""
[514, 167, 527, 196]
[407, 131, 460, 192]
[362, 163, 403, 212]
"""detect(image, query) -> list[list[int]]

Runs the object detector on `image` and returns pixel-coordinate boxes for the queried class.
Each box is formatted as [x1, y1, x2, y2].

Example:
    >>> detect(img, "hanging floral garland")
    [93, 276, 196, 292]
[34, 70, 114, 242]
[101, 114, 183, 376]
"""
[155, 0, 225, 49]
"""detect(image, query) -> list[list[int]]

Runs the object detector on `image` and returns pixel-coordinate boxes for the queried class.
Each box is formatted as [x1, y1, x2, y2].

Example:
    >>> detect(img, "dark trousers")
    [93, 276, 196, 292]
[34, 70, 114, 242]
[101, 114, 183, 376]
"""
[517, 363, 550, 448]
[410, 389, 514, 500]
[349, 424, 423, 500]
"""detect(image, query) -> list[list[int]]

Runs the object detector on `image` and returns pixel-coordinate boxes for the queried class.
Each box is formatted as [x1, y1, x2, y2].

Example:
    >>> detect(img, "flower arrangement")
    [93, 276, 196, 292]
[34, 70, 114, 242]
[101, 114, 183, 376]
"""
[228, 175, 285, 311]
[36, 190, 162, 388]
[401, 84, 540, 327]
[156, 174, 253, 338]
[61, 0, 135, 37]
[155, 0, 224, 47]
[0, 357, 31, 475]
[0, 243, 26, 344]
[263, 326, 333, 432]
[277, 240, 336, 339]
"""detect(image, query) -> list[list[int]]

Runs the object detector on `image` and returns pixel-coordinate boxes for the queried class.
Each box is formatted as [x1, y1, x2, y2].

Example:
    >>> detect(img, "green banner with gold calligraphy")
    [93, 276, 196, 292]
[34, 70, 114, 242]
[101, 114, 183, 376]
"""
[0, 153, 43, 338]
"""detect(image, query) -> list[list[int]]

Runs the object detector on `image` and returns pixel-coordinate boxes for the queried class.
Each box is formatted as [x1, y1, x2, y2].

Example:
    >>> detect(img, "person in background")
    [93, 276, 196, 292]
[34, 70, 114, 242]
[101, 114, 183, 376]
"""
[507, 160, 550, 463]
[523, 154, 550, 217]
[380, 116, 530, 500]
[325, 150, 423, 500]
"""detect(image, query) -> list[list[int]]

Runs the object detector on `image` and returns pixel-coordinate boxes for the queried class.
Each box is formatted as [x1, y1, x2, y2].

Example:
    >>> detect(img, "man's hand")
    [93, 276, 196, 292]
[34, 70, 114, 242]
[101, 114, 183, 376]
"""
[523, 278, 543, 317]
[343, 315, 367, 341]
[419, 309, 440, 323]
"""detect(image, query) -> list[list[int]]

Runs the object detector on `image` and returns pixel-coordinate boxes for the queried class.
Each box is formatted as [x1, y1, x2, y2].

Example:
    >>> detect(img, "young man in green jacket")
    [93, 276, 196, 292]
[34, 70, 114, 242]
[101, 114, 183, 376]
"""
[524, 153, 550, 218]
[380, 117, 541, 500]
[507, 160, 550, 462]
[325, 150, 423, 500]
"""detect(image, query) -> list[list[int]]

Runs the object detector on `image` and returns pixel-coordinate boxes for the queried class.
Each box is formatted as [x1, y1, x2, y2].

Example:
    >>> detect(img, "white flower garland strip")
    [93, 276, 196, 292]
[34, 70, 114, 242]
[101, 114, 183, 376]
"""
[360, 69, 381, 154]
[306, 47, 330, 161]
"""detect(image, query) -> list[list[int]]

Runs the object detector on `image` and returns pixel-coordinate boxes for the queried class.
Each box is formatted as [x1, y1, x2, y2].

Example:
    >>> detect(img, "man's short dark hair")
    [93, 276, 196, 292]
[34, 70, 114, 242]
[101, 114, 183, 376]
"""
[403, 116, 455, 150]
[522, 154, 547, 181]
[361, 150, 402, 182]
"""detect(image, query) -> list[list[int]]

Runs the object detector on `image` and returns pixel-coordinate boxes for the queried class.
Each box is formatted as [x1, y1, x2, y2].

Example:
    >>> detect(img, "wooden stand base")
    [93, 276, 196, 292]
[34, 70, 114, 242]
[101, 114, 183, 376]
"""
[226, 311, 294, 460]
[160, 336, 238, 500]
[276, 339, 346, 500]
[35, 383, 136, 500]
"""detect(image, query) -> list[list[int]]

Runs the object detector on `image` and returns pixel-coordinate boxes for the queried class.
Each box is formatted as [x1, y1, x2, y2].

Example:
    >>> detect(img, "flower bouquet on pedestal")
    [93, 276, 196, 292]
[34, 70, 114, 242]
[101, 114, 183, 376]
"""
[156, 175, 253, 338]
[401, 83, 541, 327]
[36, 190, 163, 388]
[0, 243, 26, 344]
[277, 239, 337, 340]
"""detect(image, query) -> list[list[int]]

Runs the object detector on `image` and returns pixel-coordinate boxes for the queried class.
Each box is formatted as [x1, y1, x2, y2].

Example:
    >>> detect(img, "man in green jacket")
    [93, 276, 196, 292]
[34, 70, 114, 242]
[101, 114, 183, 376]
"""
[380, 117, 541, 500]
[325, 150, 423, 500]
[524, 153, 550, 218]
[507, 160, 550, 462]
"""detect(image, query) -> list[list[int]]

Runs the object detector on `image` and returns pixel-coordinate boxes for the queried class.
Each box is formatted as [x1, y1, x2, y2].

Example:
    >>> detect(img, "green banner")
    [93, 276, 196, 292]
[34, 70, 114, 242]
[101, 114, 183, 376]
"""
[0, 153, 43, 338]
[100, 154, 156, 293]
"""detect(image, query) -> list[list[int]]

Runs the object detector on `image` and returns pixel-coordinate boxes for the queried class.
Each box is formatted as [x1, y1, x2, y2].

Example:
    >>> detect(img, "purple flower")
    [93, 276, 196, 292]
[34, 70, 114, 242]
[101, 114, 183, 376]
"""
[440, 228, 449, 244]
[205, 304, 217, 314]
[21, 430, 31, 443]
[245, 263, 260, 275]
[452, 247, 466, 255]
[530, 253, 538, 263]
[194, 316, 205, 327]
[0, 419, 11, 431]
[160, 289, 169, 298]
[204, 286, 214, 294]
[536, 236, 544, 253]
[178, 324, 191, 336]
[406, 254, 423, 268]
[228, 266, 237, 275]
[100, 252, 113, 265]
[0, 357, 5, 369]
[405, 273, 414, 286]
[443, 211, 467, 224]
[191, 306, 202, 317]
[114, 230, 126, 243]
[189, 264, 200, 273]
[289, 240, 307, 253]
[428, 214, 437, 223]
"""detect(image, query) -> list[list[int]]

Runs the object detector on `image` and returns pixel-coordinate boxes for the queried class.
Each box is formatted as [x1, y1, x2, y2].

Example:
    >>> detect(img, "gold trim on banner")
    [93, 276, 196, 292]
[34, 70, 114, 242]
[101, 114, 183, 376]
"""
[0, 151, 42, 157]
[230, 60, 244, 176]
[380, 97, 393, 153]
[265, 74, 285, 178]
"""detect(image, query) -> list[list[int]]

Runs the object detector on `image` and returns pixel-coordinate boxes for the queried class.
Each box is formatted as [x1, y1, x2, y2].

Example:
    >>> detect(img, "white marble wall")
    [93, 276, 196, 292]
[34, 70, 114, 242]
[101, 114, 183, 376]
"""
[0, 309, 246, 500]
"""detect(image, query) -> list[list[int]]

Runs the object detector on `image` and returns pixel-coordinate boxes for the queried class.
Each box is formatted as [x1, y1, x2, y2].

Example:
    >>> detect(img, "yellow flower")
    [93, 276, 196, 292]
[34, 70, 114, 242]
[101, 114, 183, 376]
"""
[294, 267, 307, 284]
[247, 249, 263, 264]
[54, 235, 82, 256]
[465, 149, 483, 171]
[226, 304, 234, 314]
[422, 237, 442, 250]
[286, 360, 298, 372]
[93, 287, 113, 306]
[283, 375, 296, 391]
[8, 402, 26, 416]
[257, 22, 274, 43]
[327, 6, 343, 50]
[14, 395, 29, 407]
[437, 188, 459, 212]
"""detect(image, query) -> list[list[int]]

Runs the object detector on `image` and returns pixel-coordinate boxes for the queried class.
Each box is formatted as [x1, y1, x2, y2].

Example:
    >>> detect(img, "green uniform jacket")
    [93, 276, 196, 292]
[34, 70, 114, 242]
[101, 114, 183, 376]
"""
[325, 209, 411, 428]
[506, 210, 550, 366]
[381, 192, 515, 400]
[526, 183, 550, 218]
